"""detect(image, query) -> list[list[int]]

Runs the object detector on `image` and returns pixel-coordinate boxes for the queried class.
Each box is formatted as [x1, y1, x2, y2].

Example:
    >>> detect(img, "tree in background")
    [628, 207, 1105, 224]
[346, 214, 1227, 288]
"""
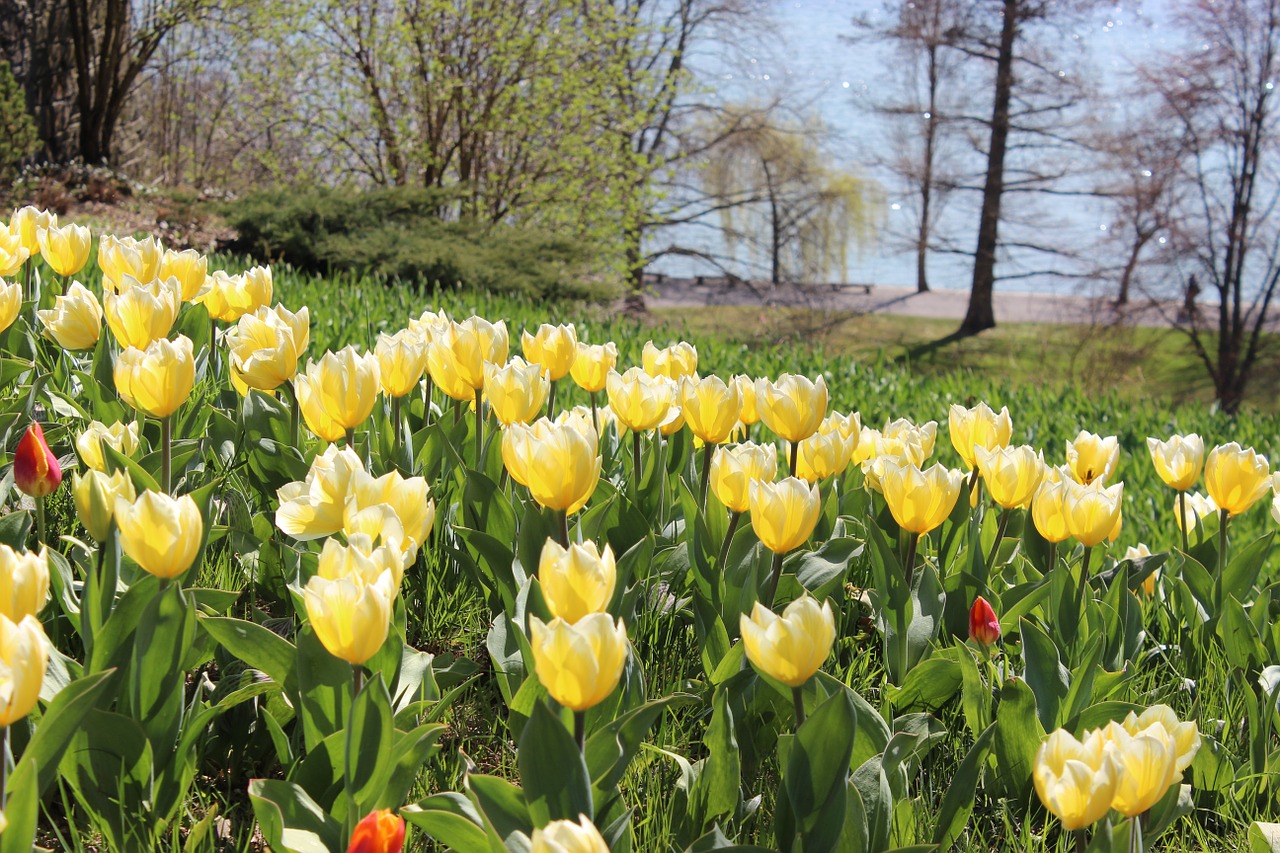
[0, 60, 40, 181]
[700, 108, 878, 288]
[1147, 0, 1280, 413]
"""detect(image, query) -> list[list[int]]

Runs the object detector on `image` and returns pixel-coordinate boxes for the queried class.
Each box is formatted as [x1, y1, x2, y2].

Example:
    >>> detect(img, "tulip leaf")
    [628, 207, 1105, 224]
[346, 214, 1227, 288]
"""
[683, 827, 775, 852]
[791, 536, 864, 595]
[850, 756, 893, 853]
[8, 668, 116, 802]
[785, 691, 855, 832]
[295, 625, 355, 752]
[1019, 618, 1069, 731]
[0, 507, 31, 548]
[101, 439, 161, 494]
[933, 723, 995, 850]
[889, 657, 962, 713]
[1220, 531, 1273, 607]
[991, 678, 1044, 806]
[1250, 822, 1280, 853]
[0, 754, 39, 853]
[128, 582, 195, 756]
[586, 693, 696, 798]
[248, 779, 342, 853]
[519, 700, 594, 826]
[696, 687, 742, 824]
[201, 615, 297, 687]
[956, 644, 992, 738]
[344, 674, 395, 816]
[466, 773, 534, 844]
[403, 794, 491, 853]
[1220, 595, 1267, 671]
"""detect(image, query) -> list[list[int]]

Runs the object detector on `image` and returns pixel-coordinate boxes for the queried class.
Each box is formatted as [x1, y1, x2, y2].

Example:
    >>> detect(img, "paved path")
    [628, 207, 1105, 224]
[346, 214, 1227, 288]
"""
[641, 276, 1206, 328]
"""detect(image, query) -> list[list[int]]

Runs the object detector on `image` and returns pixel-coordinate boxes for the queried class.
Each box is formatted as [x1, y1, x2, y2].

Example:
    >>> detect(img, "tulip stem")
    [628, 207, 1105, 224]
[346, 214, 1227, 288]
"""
[792, 686, 806, 728]
[1218, 508, 1229, 576]
[0, 724, 8, 812]
[1077, 545, 1093, 604]
[284, 382, 300, 448]
[161, 415, 173, 494]
[34, 495, 46, 547]
[558, 509, 570, 548]
[699, 442, 713, 510]
[546, 378, 557, 418]
[1129, 815, 1143, 853]
[716, 511, 741, 580]
[764, 548, 785, 608]
[789, 441, 798, 478]
[589, 391, 599, 437]
[985, 509, 1010, 577]
[423, 375, 434, 428]
[573, 710, 586, 753]
[1074, 829, 1086, 853]
[903, 532, 919, 590]
[352, 664, 364, 699]
[345, 427, 355, 448]
[390, 394, 402, 460]
[474, 389, 484, 470]
[631, 430, 642, 500]
[1178, 490, 1189, 554]
[1047, 541, 1057, 575]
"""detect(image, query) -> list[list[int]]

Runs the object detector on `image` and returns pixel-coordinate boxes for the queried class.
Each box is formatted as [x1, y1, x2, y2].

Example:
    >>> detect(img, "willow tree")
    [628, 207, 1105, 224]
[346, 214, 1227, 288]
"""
[701, 111, 878, 287]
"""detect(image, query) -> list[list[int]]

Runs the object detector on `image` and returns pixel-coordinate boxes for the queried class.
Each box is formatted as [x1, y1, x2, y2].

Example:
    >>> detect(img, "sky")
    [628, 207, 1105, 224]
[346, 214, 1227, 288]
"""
[649, 1, 1183, 295]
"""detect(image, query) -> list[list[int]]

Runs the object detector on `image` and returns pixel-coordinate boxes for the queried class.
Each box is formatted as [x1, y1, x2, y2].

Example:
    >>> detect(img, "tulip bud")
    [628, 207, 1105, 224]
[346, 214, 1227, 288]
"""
[104, 275, 182, 349]
[530, 815, 610, 853]
[1031, 480, 1071, 543]
[315, 533, 405, 591]
[303, 570, 395, 665]
[709, 442, 778, 513]
[734, 375, 759, 425]
[1120, 705, 1201, 776]
[0, 278, 20, 333]
[754, 374, 828, 443]
[948, 402, 1012, 471]
[522, 323, 578, 381]
[15, 422, 62, 498]
[114, 490, 204, 579]
[37, 281, 103, 350]
[349, 808, 405, 853]
[500, 419, 600, 514]
[343, 468, 436, 554]
[968, 596, 1000, 646]
[0, 544, 50, 620]
[0, 614, 47, 725]
[680, 375, 742, 445]
[539, 539, 617, 623]
[426, 318, 505, 399]
[796, 428, 853, 482]
[73, 468, 136, 542]
[642, 340, 698, 380]
[295, 346, 381, 438]
[883, 417, 938, 460]
[1204, 442, 1271, 516]
[740, 595, 836, 687]
[37, 222, 92, 277]
[570, 341, 617, 393]
[158, 248, 209, 301]
[748, 477, 822, 554]
[75, 420, 140, 472]
[1065, 430, 1120, 486]
[1099, 721, 1179, 817]
[529, 614, 629, 711]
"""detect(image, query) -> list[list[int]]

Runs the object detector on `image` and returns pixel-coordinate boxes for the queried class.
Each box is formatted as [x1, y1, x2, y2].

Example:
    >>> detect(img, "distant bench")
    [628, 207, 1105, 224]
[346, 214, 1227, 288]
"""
[829, 282, 873, 295]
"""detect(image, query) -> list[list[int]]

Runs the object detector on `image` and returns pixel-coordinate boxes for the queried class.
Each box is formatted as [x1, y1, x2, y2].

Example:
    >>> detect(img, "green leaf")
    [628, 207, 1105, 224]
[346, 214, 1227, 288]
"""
[992, 678, 1045, 806]
[248, 779, 343, 853]
[933, 724, 995, 851]
[201, 615, 297, 686]
[698, 687, 742, 824]
[519, 700, 594, 826]
[785, 690, 855, 832]
[10, 669, 116, 800]
[128, 583, 196, 755]
[1019, 618, 1069, 731]
[403, 794, 490, 853]
[889, 656, 961, 713]
[344, 674, 395, 815]
[585, 693, 694, 796]
[466, 773, 533, 843]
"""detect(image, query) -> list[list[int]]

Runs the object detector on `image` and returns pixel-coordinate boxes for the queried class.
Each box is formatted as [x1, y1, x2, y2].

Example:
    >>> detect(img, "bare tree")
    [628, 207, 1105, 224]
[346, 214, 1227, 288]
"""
[1145, 0, 1280, 413]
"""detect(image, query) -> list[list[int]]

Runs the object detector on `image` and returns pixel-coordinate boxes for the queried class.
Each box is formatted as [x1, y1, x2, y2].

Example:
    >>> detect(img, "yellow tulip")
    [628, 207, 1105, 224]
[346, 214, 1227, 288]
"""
[1177, 491, 1218, 533]
[1063, 480, 1124, 547]
[275, 445, 366, 540]
[823, 411, 862, 443]
[375, 329, 428, 398]
[975, 444, 1044, 510]
[796, 428, 853, 482]
[883, 418, 938, 460]
[316, 534, 405, 591]
[38, 223, 91, 277]
[606, 367, 676, 433]
[0, 278, 19, 332]
[228, 307, 302, 392]
[1031, 480, 1071, 543]
[530, 816, 610, 853]
[539, 539, 617, 623]
[1033, 728, 1118, 830]
[710, 442, 778, 513]
[556, 405, 607, 445]
[501, 418, 601, 514]
[880, 458, 964, 536]
[0, 614, 47, 725]
[522, 323, 577, 381]
[425, 319, 491, 399]
[748, 476, 822, 554]
[37, 281, 103, 349]
[75, 419, 140, 472]
[1204, 442, 1271, 516]
[0, 227, 30, 277]
[267, 303, 310, 359]
[73, 469, 136, 542]
[104, 275, 181, 349]
[1120, 706, 1201, 776]
[642, 340, 698, 380]
[734, 375, 759, 425]
[680, 375, 742, 445]
[740, 595, 836, 687]
[1146, 434, 1204, 491]
[158, 247, 208, 301]
[1100, 721, 1178, 817]
[98, 235, 164, 292]
[303, 570, 395, 665]
[197, 266, 272, 322]
[114, 490, 204, 579]
[343, 468, 436, 553]
[528, 613, 629, 712]
[1066, 430, 1120, 486]
[755, 374, 828, 443]
[570, 341, 618, 393]
[114, 335, 196, 418]
[0, 545, 49, 620]
[1124, 544, 1158, 595]
[408, 308, 451, 347]
[948, 402, 1013, 470]
[485, 358, 549, 426]
[342, 504, 408, 564]
[659, 402, 684, 436]
[295, 346, 380, 436]
[9, 206, 56, 253]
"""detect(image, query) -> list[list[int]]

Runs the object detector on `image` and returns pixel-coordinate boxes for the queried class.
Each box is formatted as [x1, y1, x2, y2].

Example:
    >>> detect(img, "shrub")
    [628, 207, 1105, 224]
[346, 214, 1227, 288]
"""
[0, 61, 40, 183]
[221, 186, 616, 301]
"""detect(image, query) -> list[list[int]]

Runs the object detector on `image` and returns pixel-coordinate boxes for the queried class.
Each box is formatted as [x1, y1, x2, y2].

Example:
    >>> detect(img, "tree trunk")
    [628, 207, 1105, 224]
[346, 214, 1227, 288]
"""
[959, 0, 1019, 336]
[916, 23, 941, 294]
[624, 237, 646, 314]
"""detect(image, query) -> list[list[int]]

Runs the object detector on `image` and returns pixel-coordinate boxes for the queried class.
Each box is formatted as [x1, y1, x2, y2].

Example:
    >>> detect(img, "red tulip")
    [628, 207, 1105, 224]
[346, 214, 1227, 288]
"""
[14, 422, 62, 498]
[349, 809, 405, 853]
[969, 596, 1000, 646]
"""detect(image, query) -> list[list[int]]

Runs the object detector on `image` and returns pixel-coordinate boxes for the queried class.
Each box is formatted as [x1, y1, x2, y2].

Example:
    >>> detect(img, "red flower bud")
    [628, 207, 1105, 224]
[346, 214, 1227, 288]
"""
[969, 595, 1000, 646]
[349, 809, 405, 853]
[14, 422, 62, 498]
